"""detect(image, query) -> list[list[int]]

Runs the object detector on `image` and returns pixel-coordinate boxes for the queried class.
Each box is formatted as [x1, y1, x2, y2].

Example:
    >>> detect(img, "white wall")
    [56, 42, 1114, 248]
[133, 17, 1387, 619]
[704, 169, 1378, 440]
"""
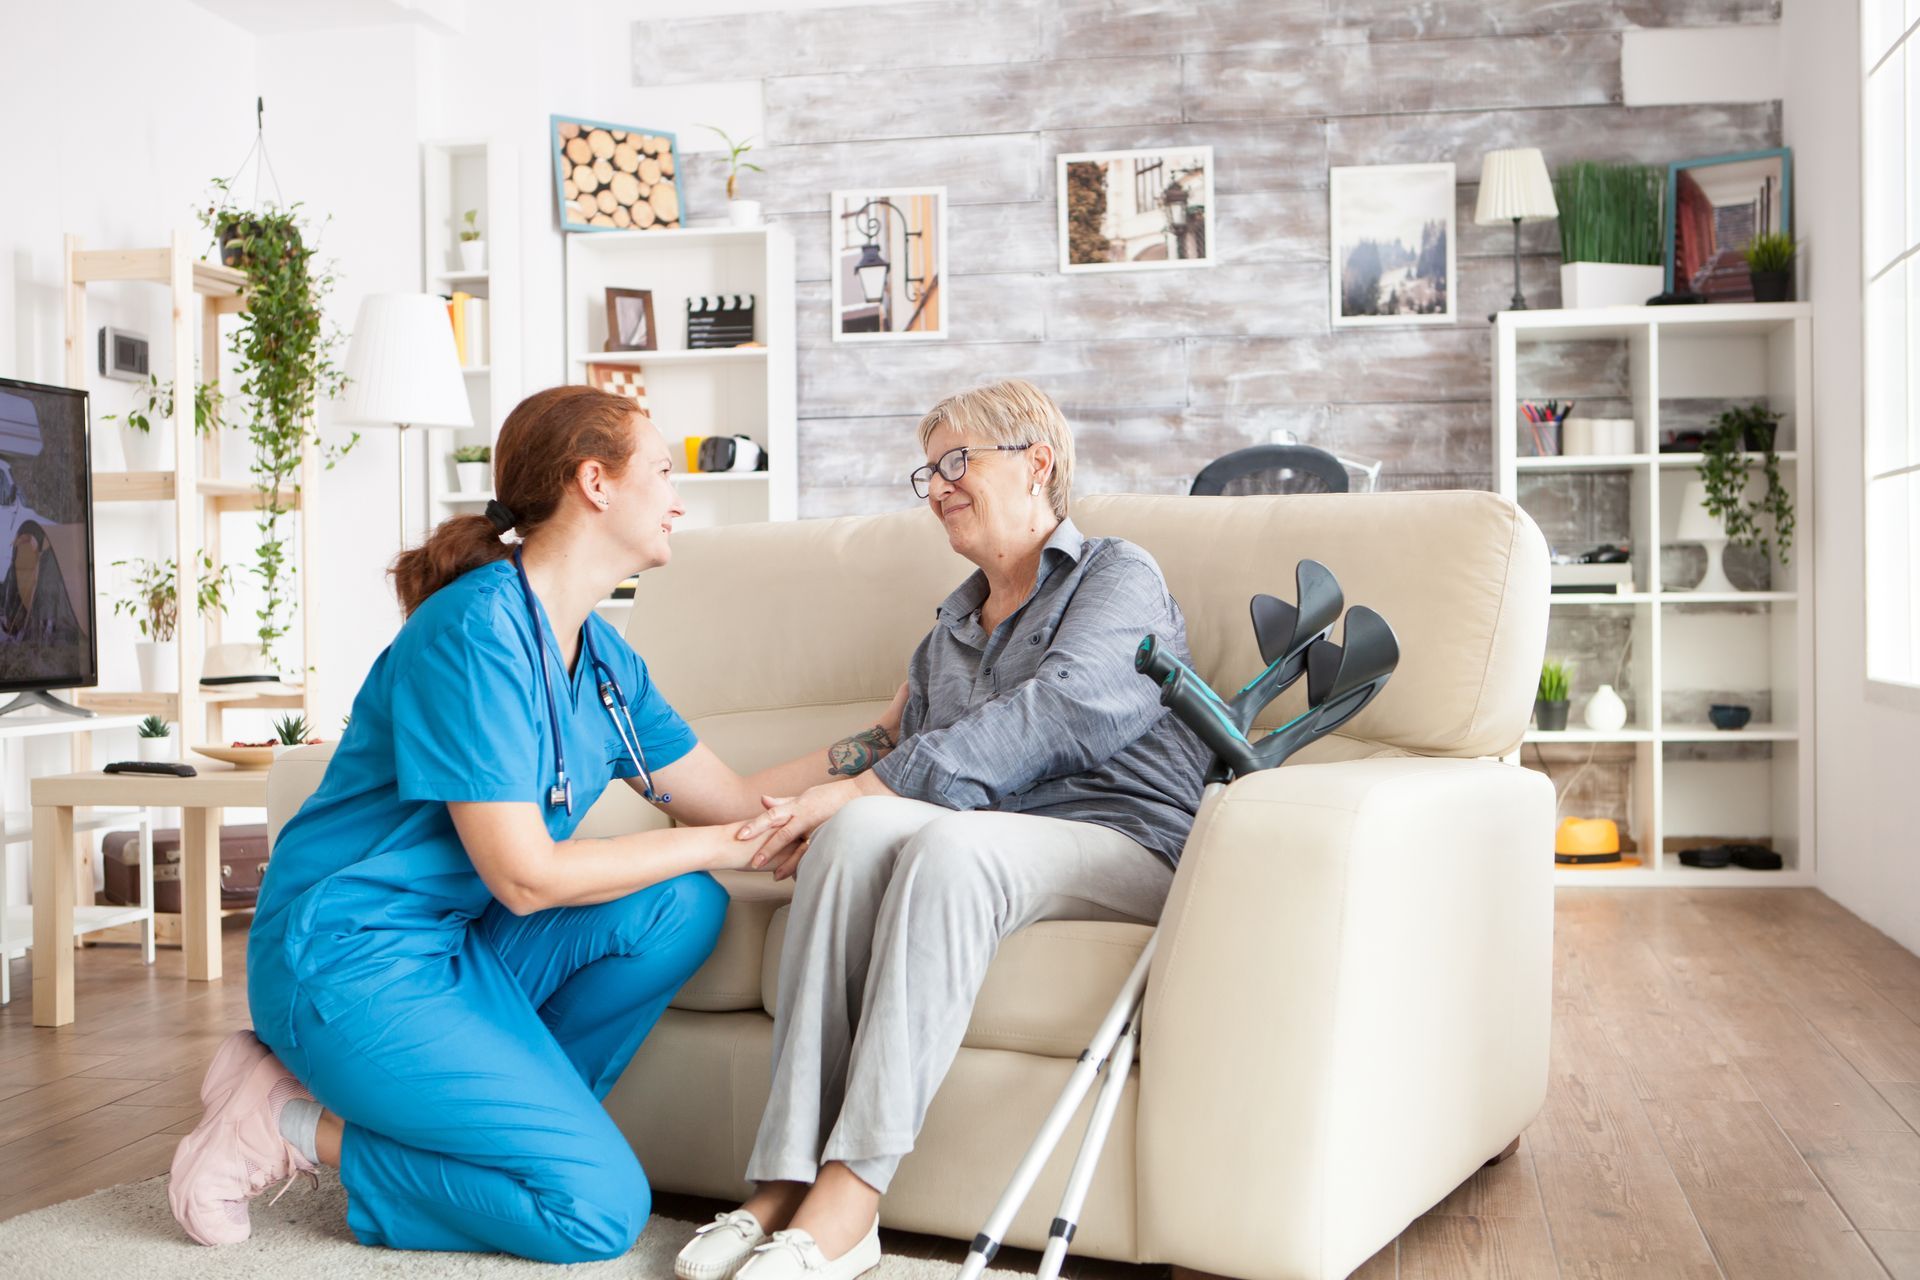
[1787, 0, 1920, 953]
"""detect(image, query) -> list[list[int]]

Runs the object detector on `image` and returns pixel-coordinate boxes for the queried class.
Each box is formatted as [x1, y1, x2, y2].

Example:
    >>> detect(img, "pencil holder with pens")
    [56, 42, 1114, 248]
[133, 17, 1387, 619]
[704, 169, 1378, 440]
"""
[1520, 400, 1573, 457]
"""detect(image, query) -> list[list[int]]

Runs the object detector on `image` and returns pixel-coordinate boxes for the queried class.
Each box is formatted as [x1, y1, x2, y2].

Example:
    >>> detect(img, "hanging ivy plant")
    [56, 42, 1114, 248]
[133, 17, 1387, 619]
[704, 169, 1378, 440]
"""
[1696, 403, 1794, 565]
[197, 178, 357, 660]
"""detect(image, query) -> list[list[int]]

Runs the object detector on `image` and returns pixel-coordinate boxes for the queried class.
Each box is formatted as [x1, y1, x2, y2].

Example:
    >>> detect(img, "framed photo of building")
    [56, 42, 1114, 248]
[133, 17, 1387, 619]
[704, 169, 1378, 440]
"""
[1057, 147, 1213, 272]
[1664, 148, 1791, 301]
[830, 188, 947, 342]
[1329, 163, 1457, 326]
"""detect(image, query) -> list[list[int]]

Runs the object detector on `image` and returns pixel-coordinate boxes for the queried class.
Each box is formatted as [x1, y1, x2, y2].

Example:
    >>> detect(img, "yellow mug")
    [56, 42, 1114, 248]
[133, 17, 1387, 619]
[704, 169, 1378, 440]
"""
[683, 436, 703, 473]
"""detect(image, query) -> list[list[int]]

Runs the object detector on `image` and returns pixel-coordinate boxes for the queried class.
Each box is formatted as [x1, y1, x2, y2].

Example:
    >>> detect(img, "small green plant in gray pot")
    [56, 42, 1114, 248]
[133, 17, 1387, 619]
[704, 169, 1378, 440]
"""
[1536, 660, 1572, 731]
[1742, 232, 1795, 303]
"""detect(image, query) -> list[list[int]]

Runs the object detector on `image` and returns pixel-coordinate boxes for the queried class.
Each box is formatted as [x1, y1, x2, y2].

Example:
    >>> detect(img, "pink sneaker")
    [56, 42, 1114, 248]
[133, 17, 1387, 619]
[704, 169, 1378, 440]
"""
[168, 1031, 319, 1246]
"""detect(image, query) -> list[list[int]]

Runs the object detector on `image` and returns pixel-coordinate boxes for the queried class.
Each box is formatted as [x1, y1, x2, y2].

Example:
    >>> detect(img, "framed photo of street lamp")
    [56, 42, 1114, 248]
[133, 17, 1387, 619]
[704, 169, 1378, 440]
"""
[1057, 146, 1214, 272]
[830, 188, 948, 342]
[1329, 162, 1456, 326]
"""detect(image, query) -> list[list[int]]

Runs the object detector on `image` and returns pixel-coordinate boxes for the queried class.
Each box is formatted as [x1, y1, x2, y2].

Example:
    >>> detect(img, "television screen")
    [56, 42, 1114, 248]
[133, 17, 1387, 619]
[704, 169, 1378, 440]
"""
[0, 378, 97, 694]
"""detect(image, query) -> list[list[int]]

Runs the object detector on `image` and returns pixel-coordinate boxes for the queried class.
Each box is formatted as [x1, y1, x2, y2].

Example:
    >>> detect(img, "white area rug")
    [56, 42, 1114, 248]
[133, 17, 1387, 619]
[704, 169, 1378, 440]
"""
[0, 1174, 1006, 1278]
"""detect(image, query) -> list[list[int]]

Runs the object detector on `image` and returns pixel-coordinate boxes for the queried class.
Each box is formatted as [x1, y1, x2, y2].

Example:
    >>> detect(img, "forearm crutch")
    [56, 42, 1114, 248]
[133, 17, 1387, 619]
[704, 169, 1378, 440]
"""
[958, 563, 1399, 1280]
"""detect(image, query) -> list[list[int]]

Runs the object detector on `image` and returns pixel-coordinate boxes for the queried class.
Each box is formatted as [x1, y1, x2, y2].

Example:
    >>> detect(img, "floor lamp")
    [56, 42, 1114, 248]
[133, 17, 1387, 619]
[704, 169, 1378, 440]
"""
[337, 294, 473, 548]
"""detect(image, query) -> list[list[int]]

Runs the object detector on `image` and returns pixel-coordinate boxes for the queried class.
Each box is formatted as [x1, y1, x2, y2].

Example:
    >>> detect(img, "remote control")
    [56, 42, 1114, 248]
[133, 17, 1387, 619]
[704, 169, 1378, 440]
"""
[104, 760, 197, 777]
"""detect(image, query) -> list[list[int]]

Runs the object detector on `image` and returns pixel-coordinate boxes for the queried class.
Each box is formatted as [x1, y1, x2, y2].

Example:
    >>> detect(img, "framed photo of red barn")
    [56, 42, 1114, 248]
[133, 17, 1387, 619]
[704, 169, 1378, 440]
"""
[551, 114, 683, 232]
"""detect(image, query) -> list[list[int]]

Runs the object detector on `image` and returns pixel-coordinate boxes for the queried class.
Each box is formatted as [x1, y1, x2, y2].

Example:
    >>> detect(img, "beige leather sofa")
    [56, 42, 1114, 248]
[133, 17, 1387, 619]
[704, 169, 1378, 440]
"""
[268, 491, 1553, 1280]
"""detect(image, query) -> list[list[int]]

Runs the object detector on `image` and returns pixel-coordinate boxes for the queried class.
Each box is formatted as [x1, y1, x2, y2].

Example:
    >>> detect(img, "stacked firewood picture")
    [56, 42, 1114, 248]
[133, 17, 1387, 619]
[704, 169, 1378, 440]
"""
[553, 117, 681, 231]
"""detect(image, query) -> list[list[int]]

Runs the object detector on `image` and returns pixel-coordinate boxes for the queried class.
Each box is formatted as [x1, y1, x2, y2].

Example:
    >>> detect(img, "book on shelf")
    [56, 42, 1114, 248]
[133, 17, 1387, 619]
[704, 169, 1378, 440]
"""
[1550, 563, 1634, 594]
[444, 292, 489, 368]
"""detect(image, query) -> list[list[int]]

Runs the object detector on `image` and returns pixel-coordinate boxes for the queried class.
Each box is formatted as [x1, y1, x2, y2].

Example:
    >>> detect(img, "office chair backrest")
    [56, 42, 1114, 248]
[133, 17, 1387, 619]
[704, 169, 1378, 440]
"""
[1189, 444, 1351, 496]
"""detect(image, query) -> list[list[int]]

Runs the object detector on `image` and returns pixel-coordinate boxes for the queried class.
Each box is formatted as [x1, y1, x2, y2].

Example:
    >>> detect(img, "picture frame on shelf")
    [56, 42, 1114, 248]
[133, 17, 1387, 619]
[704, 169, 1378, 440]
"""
[1663, 148, 1792, 302]
[1057, 146, 1213, 273]
[550, 114, 682, 233]
[830, 188, 947, 341]
[1330, 162, 1456, 327]
[604, 288, 657, 352]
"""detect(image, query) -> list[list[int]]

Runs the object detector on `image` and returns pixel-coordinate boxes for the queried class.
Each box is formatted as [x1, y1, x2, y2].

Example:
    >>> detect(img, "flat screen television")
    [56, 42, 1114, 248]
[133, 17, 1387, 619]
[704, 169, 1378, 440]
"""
[0, 377, 97, 717]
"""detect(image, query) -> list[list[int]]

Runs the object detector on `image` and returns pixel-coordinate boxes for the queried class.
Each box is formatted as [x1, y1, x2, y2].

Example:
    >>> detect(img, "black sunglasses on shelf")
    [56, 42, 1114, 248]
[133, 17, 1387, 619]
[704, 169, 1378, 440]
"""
[911, 443, 1033, 498]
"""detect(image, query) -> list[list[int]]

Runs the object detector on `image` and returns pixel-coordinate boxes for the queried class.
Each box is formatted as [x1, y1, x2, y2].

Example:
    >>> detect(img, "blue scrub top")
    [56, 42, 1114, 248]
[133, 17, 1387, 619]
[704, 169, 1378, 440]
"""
[248, 559, 697, 1034]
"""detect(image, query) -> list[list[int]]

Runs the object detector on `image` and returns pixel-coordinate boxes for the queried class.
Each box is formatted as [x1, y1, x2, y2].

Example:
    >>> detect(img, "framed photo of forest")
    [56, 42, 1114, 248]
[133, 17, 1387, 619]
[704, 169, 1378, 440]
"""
[1330, 163, 1456, 326]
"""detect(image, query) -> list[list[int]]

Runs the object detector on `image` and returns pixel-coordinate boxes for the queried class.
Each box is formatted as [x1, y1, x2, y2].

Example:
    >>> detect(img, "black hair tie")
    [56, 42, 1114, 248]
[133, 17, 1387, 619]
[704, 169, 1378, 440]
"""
[484, 499, 517, 534]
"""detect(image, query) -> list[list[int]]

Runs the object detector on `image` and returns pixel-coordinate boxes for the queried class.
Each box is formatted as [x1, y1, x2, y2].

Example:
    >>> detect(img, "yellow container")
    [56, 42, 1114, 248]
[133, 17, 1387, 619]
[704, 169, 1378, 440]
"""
[683, 436, 703, 473]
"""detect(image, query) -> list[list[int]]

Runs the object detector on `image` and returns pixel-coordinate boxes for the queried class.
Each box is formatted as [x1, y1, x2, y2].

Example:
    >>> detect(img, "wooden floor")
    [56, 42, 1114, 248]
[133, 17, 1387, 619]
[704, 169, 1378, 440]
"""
[5, 888, 1920, 1278]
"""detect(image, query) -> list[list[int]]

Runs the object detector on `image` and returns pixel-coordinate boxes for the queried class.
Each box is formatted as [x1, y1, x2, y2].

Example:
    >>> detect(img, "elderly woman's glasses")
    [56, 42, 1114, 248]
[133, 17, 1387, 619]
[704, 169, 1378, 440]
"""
[911, 443, 1032, 499]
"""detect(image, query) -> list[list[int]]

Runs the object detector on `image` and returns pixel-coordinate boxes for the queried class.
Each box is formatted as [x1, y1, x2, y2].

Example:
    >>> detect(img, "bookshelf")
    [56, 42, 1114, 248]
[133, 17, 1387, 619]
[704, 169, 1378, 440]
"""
[420, 138, 521, 521]
[562, 225, 798, 614]
[1492, 303, 1814, 887]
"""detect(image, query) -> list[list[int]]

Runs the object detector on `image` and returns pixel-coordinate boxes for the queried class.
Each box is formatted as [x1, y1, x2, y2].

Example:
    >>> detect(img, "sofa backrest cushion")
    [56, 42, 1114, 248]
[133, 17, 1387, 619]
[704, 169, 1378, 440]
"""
[628, 491, 1547, 761]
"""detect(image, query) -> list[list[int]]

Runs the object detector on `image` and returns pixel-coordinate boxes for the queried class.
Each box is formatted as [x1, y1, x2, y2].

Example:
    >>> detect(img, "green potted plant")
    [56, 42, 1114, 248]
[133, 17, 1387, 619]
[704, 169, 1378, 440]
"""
[136, 714, 174, 764]
[198, 181, 354, 663]
[1552, 161, 1666, 308]
[1536, 660, 1572, 731]
[458, 208, 486, 273]
[110, 552, 232, 693]
[101, 374, 222, 472]
[1742, 231, 1795, 303]
[1694, 403, 1795, 572]
[272, 712, 320, 757]
[452, 443, 491, 495]
[703, 125, 764, 227]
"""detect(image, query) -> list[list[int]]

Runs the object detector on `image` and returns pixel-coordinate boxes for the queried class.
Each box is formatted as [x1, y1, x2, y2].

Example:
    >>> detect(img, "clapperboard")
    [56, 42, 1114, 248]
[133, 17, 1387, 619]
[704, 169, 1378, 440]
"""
[686, 294, 756, 349]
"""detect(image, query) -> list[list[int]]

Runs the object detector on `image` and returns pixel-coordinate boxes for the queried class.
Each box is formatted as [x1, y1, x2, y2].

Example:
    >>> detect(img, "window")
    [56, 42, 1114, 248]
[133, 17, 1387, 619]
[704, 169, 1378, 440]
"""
[1132, 158, 1163, 215]
[1863, 5, 1920, 689]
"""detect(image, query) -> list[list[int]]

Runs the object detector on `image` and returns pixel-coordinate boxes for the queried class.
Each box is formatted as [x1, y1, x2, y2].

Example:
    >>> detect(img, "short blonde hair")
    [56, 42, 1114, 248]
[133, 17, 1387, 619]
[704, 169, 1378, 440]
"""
[916, 379, 1074, 519]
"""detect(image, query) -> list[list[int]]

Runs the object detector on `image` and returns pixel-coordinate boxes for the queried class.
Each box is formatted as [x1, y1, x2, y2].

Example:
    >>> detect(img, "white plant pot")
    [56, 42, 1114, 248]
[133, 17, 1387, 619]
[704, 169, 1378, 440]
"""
[136, 640, 177, 693]
[728, 199, 763, 228]
[1583, 683, 1629, 733]
[458, 239, 487, 273]
[136, 733, 173, 764]
[454, 461, 490, 495]
[1559, 262, 1665, 310]
[122, 426, 169, 472]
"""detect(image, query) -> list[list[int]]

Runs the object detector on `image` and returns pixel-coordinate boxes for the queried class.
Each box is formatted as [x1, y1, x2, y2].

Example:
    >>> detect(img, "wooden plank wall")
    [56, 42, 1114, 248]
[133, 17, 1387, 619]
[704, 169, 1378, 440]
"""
[633, 0, 1783, 519]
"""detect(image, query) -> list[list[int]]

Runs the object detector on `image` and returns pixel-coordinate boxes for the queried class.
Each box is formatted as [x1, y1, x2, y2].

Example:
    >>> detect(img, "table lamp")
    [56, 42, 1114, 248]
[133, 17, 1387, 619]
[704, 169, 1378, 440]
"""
[1675, 477, 1738, 593]
[337, 294, 473, 547]
[1474, 148, 1558, 320]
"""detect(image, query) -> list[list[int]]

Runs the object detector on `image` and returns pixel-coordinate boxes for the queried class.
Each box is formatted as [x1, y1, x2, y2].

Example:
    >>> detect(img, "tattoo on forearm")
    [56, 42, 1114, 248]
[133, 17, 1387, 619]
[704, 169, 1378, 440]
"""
[828, 724, 895, 776]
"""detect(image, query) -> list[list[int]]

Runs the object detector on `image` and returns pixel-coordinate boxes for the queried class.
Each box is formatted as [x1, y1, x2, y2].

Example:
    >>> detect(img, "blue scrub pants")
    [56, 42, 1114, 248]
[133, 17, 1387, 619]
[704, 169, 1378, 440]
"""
[263, 873, 728, 1263]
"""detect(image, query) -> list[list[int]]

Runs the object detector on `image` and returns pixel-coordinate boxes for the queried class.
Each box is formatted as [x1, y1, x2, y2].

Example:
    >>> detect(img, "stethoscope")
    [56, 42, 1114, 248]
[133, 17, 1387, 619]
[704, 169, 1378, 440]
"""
[512, 547, 668, 813]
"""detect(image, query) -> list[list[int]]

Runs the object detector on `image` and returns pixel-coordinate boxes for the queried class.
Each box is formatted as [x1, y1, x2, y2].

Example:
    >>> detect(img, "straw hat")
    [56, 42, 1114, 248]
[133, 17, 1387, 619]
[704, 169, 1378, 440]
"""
[199, 643, 303, 697]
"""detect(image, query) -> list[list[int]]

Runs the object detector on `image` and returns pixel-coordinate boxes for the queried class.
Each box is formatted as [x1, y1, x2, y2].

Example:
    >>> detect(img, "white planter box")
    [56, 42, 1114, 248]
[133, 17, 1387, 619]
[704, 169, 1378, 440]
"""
[122, 426, 168, 472]
[459, 239, 487, 273]
[1559, 263, 1664, 310]
[136, 733, 174, 763]
[454, 461, 490, 494]
[136, 640, 176, 693]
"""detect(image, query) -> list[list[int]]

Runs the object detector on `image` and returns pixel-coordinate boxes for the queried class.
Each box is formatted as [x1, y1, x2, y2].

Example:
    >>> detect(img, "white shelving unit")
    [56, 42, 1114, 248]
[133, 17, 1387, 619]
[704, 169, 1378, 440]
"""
[420, 138, 521, 524]
[1493, 303, 1814, 887]
[562, 225, 798, 615]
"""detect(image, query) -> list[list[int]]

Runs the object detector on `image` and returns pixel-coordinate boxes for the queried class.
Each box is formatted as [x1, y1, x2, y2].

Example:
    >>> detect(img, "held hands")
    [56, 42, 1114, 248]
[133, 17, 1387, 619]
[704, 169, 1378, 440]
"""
[735, 780, 860, 880]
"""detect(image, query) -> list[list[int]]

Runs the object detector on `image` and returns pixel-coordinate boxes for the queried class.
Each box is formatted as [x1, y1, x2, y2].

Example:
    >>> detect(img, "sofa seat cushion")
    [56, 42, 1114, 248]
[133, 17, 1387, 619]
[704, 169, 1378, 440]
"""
[760, 905, 1154, 1059]
[670, 870, 795, 1011]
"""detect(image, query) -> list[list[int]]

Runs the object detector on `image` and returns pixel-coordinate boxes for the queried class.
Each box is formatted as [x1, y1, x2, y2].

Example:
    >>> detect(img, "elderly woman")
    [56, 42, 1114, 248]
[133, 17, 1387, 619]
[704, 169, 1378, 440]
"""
[675, 380, 1211, 1280]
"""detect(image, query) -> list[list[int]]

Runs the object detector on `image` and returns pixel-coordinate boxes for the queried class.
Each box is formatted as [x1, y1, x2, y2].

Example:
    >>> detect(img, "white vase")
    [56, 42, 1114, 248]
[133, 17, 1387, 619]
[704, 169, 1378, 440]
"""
[458, 239, 487, 273]
[136, 733, 173, 764]
[1559, 262, 1665, 309]
[135, 640, 177, 693]
[454, 461, 489, 494]
[728, 199, 763, 228]
[1584, 683, 1629, 733]
[122, 426, 168, 472]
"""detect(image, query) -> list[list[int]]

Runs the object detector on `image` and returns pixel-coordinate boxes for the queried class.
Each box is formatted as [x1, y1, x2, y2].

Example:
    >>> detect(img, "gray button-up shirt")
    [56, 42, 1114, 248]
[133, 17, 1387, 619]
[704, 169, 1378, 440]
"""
[872, 519, 1212, 866]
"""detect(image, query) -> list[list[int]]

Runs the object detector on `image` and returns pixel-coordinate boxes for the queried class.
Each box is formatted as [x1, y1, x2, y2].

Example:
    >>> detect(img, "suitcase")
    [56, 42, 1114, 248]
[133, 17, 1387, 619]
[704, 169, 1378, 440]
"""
[100, 823, 270, 913]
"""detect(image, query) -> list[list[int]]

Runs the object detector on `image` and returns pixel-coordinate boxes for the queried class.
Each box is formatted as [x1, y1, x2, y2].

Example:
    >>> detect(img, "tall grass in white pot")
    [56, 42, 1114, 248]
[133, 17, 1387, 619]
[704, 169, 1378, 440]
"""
[1554, 162, 1666, 308]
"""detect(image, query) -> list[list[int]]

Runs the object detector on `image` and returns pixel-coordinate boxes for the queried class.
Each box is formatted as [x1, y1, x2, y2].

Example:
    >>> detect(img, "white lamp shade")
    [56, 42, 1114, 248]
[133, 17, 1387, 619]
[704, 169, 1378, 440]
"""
[1675, 478, 1730, 542]
[1474, 148, 1559, 225]
[337, 294, 473, 429]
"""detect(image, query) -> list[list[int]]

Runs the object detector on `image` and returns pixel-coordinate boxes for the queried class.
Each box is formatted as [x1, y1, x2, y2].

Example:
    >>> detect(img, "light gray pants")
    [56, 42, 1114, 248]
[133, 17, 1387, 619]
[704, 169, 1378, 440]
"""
[745, 795, 1173, 1194]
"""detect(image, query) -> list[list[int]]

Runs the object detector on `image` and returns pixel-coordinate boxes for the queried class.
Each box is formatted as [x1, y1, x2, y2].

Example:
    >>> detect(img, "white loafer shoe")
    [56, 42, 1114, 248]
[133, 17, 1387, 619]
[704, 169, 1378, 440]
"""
[736, 1217, 880, 1280]
[676, 1210, 770, 1280]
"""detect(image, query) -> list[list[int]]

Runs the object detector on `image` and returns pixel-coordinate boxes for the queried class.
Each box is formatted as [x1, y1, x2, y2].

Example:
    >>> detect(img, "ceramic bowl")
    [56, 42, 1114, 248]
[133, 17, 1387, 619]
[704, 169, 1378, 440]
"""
[1708, 704, 1753, 731]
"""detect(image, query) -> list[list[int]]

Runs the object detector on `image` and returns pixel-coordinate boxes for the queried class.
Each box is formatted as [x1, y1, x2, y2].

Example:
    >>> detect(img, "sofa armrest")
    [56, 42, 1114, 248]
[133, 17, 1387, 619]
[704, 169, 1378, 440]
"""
[1136, 756, 1553, 1280]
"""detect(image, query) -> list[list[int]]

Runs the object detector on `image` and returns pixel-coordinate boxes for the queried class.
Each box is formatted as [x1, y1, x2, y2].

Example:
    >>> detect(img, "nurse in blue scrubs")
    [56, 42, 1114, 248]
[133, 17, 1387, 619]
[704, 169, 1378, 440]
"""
[167, 385, 909, 1263]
